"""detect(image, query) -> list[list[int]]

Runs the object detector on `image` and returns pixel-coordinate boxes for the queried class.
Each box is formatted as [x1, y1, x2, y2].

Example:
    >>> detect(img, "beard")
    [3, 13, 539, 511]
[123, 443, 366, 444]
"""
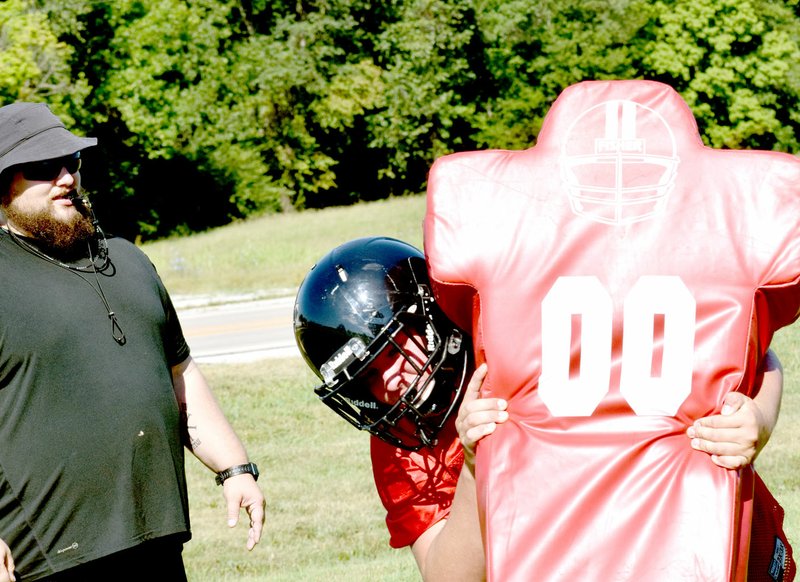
[3, 196, 96, 261]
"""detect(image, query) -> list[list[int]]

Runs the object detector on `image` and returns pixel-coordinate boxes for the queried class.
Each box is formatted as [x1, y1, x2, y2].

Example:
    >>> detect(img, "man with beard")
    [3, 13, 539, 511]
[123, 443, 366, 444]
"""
[0, 102, 265, 582]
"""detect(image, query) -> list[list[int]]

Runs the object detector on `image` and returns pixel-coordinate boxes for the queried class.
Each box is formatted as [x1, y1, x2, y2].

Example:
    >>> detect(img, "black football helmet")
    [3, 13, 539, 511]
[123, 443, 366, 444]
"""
[293, 236, 471, 451]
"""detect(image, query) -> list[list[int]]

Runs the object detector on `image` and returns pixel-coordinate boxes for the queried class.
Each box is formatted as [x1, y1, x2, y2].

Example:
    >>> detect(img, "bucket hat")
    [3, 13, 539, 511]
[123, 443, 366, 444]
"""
[0, 102, 97, 178]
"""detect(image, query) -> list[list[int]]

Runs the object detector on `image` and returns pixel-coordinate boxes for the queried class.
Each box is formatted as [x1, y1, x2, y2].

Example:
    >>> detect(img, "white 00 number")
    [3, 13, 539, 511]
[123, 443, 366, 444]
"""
[539, 276, 696, 417]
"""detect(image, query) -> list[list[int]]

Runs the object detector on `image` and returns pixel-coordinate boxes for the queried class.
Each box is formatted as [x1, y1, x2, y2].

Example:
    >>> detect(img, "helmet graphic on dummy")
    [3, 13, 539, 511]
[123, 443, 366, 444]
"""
[560, 99, 680, 225]
[293, 236, 471, 451]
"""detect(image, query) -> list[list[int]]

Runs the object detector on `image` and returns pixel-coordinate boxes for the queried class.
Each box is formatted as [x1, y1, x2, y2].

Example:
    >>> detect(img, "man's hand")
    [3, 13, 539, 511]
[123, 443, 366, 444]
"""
[223, 475, 266, 551]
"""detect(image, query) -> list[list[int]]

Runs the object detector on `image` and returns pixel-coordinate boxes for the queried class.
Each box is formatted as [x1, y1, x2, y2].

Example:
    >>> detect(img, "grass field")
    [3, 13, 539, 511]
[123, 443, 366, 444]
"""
[141, 195, 800, 580]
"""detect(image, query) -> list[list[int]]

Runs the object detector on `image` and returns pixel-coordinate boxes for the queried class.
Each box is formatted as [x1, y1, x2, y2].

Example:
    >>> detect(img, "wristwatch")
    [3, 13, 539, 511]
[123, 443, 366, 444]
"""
[215, 462, 259, 486]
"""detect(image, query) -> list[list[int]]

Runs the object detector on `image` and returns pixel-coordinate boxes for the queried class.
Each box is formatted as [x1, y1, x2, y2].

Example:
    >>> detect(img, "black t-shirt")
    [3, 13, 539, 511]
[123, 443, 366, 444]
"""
[0, 230, 191, 580]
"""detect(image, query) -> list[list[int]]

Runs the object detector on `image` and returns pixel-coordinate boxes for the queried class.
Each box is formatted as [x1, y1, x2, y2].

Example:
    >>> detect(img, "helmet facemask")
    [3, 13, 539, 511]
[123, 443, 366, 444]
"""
[314, 285, 468, 451]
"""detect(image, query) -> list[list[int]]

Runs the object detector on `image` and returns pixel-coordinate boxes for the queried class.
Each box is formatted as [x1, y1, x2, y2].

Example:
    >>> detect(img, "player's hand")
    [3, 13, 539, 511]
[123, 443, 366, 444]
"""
[687, 392, 770, 470]
[0, 538, 15, 582]
[223, 475, 266, 550]
[455, 364, 507, 474]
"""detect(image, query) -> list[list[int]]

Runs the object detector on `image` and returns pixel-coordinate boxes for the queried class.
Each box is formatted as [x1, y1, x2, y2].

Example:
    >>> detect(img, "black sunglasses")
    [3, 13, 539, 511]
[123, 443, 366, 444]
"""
[20, 152, 82, 182]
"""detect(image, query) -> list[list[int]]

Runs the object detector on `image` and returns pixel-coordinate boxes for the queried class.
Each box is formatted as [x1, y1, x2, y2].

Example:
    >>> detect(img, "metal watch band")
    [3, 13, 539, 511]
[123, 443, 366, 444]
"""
[215, 462, 259, 486]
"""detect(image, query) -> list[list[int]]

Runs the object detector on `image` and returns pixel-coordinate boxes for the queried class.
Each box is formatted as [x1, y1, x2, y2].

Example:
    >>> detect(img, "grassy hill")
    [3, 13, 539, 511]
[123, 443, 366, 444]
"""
[142, 195, 427, 299]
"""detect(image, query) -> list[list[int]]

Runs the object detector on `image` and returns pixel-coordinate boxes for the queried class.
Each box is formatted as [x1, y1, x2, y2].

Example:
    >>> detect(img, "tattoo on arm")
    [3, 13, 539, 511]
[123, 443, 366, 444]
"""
[180, 404, 201, 451]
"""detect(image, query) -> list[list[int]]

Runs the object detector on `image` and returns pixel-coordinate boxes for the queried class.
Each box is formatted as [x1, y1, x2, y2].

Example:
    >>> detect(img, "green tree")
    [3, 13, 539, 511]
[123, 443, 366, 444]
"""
[236, 0, 418, 209]
[100, 0, 392, 222]
[471, 0, 651, 149]
[0, 0, 91, 122]
[638, 0, 800, 151]
[469, 0, 800, 154]
[85, 0, 246, 237]
[366, 0, 485, 190]
[230, 7, 377, 210]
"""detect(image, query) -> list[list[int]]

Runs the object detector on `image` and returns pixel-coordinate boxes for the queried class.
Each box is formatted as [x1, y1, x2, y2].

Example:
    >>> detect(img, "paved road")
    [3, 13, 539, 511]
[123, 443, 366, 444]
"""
[176, 296, 301, 364]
